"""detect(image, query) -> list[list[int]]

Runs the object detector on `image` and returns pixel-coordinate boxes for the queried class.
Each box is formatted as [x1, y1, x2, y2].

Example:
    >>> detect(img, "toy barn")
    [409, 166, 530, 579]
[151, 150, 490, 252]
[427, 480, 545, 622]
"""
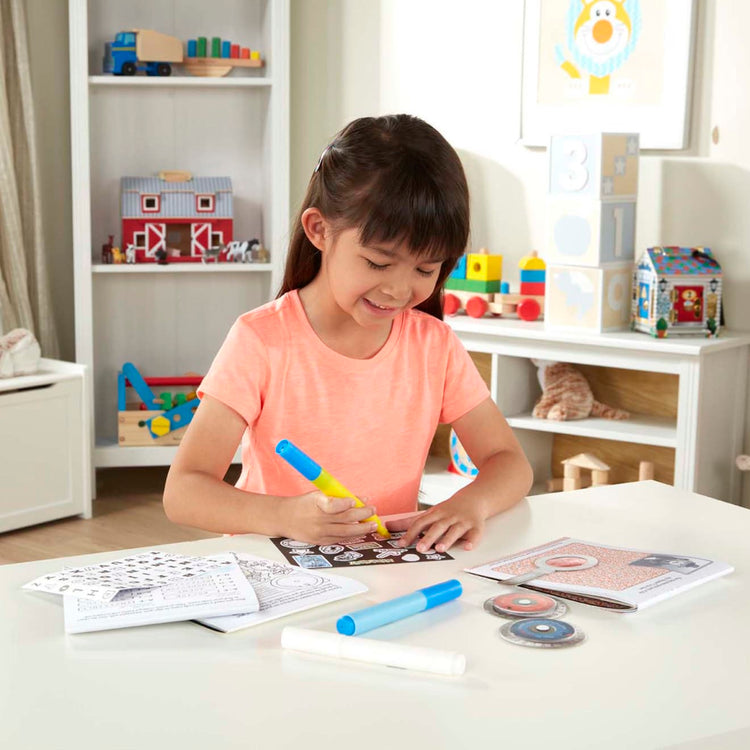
[120, 175, 233, 262]
[631, 246, 722, 338]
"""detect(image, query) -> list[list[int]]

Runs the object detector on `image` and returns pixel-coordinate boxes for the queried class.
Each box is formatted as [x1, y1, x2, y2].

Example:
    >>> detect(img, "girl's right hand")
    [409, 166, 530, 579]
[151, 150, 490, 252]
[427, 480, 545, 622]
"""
[278, 491, 379, 545]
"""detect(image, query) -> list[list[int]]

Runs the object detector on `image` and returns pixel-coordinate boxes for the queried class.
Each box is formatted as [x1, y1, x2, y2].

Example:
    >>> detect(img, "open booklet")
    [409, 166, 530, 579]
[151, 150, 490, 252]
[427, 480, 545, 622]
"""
[195, 552, 368, 633]
[54, 551, 366, 634]
[466, 537, 734, 612]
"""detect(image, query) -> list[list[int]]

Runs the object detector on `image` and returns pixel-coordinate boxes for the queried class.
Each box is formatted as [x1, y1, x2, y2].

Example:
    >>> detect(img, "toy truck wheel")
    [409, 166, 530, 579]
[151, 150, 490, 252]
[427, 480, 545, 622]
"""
[516, 298, 541, 322]
[465, 296, 488, 318]
[443, 293, 461, 316]
[157, 63, 172, 76]
[121, 62, 136, 76]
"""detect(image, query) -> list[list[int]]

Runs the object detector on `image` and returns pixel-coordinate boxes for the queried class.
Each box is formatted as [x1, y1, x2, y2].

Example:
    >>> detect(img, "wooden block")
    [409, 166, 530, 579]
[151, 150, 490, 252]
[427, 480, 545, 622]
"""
[591, 469, 609, 486]
[563, 477, 582, 491]
[546, 478, 565, 492]
[563, 464, 581, 479]
[552, 435, 675, 485]
[466, 253, 502, 282]
[545, 262, 632, 333]
[638, 461, 655, 481]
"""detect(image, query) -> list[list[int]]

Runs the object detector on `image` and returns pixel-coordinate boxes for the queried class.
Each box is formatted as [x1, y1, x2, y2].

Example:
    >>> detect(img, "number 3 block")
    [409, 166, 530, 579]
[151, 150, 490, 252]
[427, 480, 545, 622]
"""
[549, 133, 639, 200]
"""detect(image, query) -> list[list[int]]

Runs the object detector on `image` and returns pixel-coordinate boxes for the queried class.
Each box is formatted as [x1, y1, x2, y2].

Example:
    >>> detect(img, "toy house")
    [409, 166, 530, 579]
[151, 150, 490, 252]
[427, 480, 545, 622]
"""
[631, 247, 723, 338]
[121, 175, 233, 262]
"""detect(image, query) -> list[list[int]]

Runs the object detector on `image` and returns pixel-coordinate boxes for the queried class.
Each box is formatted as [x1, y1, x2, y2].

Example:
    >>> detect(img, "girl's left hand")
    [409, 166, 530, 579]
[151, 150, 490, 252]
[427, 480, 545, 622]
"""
[395, 495, 485, 553]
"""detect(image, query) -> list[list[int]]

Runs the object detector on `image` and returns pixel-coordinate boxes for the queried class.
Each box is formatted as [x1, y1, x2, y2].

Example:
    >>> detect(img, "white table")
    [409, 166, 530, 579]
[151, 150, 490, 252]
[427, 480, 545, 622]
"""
[3, 481, 749, 750]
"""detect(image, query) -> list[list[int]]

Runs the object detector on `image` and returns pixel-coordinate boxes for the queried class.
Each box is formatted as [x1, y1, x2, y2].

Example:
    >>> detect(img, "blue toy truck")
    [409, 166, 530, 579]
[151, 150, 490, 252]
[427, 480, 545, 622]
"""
[103, 29, 184, 76]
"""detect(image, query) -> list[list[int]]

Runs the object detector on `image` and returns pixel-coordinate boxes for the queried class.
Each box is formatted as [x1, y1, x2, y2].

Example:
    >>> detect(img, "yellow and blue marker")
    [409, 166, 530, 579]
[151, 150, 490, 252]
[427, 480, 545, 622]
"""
[275, 439, 390, 539]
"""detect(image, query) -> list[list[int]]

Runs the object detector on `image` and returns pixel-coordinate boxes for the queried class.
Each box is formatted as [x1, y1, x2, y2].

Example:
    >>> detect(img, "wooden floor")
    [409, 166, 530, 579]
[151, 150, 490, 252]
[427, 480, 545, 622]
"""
[0, 467, 229, 565]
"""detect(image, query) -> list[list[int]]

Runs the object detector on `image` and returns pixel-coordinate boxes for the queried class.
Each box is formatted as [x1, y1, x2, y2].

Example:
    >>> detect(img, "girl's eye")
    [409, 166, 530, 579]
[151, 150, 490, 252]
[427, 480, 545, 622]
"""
[416, 268, 437, 277]
[366, 259, 388, 271]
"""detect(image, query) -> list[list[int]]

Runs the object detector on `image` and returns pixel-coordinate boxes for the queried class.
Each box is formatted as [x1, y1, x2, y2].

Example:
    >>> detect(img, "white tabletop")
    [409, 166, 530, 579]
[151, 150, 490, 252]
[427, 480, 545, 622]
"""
[2, 481, 749, 750]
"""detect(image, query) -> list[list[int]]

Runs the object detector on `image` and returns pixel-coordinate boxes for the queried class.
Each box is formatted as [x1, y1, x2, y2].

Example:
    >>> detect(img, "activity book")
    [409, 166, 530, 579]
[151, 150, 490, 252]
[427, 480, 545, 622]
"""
[466, 537, 733, 612]
[24, 551, 366, 634]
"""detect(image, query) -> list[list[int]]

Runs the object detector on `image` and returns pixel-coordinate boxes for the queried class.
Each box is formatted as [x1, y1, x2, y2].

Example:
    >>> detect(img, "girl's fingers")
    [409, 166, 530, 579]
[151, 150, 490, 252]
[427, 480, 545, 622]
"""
[433, 522, 471, 553]
[460, 526, 483, 551]
[397, 514, 433, 548]
[414, 519, 452, 553]
[385, 512, 424, 533]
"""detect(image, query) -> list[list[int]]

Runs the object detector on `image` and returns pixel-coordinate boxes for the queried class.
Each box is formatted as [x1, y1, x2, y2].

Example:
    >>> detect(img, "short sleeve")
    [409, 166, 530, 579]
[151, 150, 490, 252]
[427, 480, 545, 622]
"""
[197, 317, 270, 427]
[439, 329, 491, 424]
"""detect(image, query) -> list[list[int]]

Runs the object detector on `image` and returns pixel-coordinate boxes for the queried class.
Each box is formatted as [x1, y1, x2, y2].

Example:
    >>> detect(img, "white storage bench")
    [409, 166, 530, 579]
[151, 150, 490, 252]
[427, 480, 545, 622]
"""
[0, 359, 91, 533]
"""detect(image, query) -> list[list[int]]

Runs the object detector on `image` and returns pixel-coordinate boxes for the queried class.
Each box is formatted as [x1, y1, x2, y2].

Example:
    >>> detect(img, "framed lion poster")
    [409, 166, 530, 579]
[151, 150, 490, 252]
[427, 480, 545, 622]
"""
[521, 0, 696, 149]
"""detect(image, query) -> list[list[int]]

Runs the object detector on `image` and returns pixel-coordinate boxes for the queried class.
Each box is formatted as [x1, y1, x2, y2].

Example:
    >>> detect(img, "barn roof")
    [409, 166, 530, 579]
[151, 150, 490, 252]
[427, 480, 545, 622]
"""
[121, 176, 233, 219]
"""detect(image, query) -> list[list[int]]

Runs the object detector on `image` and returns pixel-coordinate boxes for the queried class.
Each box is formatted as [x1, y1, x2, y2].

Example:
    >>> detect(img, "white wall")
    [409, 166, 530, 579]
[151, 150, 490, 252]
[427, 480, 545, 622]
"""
[26, 1, 750, 504]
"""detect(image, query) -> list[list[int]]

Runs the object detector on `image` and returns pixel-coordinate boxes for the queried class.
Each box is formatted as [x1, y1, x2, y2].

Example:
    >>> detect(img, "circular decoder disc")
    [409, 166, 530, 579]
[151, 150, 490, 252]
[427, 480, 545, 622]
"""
[484, 592, 567, 620]
[499, 618, 585, 649]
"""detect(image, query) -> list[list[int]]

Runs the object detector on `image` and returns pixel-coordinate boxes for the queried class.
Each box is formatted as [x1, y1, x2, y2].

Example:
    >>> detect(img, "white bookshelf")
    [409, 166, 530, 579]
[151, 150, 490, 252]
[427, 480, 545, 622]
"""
[69, 0, 289, 470]
[432, 317, 750, 504]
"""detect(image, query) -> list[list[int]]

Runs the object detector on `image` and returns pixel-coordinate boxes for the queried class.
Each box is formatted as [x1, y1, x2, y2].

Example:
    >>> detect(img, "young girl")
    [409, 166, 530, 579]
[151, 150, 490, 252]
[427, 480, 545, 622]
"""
[164, 114, 532, 553]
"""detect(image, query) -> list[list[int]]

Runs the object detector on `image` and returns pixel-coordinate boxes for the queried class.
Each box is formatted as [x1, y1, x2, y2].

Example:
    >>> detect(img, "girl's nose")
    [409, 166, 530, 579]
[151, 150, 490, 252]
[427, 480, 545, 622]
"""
[381, 274, 411, 301]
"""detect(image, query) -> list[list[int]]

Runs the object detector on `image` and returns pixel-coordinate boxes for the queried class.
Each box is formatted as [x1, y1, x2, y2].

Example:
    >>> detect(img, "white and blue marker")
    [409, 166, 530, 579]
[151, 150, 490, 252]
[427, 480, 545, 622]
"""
[336, 579, 463, 636]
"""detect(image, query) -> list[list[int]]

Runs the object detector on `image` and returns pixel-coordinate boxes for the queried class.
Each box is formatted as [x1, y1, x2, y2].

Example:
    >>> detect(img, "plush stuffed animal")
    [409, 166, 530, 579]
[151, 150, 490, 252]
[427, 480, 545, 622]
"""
[532, 360, 629, 421]
[0, 328, 41, 378]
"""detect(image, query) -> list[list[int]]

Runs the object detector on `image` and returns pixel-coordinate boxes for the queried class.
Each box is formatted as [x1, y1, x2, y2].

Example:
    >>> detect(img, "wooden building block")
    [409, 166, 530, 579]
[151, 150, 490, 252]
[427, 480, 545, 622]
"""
[549, 133, 639, 201]
[466, 253, 502, 282]
[545, 262, 632, 333]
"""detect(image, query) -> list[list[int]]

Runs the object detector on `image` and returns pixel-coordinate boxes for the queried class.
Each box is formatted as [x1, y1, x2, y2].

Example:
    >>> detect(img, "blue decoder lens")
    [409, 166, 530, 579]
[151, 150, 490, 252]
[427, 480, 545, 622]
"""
[337, 579, 463, 636]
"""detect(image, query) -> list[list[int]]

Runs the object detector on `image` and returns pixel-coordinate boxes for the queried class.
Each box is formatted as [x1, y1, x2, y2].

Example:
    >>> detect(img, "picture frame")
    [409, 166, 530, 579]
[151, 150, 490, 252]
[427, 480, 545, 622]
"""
[521, 0, 697, 150]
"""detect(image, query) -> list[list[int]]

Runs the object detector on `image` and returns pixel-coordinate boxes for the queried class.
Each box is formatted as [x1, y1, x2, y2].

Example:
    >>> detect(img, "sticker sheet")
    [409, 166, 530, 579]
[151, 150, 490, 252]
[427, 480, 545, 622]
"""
[269, 530, 453, 568]
[23, 551, 222, 601]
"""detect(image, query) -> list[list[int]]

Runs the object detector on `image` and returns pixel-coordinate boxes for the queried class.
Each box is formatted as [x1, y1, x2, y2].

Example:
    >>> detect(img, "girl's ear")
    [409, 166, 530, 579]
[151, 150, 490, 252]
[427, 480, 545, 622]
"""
[300, 207, 329, 252]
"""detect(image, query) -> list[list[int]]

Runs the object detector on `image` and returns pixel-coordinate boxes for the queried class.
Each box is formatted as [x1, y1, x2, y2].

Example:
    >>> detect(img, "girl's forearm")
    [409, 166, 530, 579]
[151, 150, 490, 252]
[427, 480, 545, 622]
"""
[457, 449, 533, 518]
[163, 469, 287, 536]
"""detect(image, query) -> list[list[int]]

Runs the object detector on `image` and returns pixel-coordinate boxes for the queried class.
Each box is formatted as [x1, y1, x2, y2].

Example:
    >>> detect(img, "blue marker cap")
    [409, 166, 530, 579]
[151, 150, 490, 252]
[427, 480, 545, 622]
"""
[337, 579, 463, 636]
[275, 439, 321, 481]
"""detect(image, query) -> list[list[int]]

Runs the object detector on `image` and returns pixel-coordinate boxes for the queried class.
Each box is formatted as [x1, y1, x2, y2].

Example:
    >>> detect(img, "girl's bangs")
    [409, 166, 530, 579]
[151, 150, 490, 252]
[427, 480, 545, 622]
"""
[355, 177, 467, 264]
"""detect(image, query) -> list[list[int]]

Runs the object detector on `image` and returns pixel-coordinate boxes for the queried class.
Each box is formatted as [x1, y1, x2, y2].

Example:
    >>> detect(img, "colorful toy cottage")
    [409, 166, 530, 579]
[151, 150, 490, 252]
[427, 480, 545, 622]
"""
[121, 175, 233, 262]
[631, 247, 722, 337]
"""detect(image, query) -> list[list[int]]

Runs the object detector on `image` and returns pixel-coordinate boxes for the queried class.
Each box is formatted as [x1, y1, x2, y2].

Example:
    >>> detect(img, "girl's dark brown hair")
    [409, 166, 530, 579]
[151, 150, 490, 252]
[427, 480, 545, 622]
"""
[278, 114, 470, 319]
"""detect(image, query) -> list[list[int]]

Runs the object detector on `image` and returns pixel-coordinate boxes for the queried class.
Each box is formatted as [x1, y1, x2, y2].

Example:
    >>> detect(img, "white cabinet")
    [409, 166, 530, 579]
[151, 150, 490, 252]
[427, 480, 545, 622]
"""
[0, 360, 91, 532]
[68, 0, 289, 469]
[438, 317, 750, 504]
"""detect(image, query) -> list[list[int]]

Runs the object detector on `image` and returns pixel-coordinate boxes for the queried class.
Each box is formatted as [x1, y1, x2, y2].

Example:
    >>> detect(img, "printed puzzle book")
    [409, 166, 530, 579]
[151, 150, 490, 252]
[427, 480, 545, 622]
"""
[466, 537, 733, 612]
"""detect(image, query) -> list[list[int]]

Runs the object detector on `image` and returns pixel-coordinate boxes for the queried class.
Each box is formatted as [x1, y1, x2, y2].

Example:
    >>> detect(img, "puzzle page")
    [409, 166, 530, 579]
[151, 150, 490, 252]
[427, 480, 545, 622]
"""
[195, 552, 367, 633]
[466, 537, 734, 611]
[64, 561, 259, 633]
[25, 550, 222, 601]
[269, 530, 453, 569]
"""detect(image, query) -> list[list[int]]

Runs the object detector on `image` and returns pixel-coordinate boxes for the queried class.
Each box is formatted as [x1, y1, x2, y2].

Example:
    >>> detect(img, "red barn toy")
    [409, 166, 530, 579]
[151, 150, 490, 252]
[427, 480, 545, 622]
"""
[120, 173, 233, 262]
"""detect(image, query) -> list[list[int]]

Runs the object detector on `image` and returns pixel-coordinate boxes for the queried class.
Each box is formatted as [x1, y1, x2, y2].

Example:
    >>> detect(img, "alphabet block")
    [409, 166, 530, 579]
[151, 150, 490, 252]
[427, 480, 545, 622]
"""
[545, 262, 632, 332]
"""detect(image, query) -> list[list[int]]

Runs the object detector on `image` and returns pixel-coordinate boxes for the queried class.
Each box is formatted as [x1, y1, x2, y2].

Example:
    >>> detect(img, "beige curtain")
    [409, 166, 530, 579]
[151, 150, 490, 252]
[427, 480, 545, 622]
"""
[0, 0, 58, 356]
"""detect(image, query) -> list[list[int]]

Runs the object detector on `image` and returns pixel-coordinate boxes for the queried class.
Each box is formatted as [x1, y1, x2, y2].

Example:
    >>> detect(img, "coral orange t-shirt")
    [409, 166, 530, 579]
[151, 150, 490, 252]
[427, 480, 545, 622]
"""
[198, 290, 490, 515]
